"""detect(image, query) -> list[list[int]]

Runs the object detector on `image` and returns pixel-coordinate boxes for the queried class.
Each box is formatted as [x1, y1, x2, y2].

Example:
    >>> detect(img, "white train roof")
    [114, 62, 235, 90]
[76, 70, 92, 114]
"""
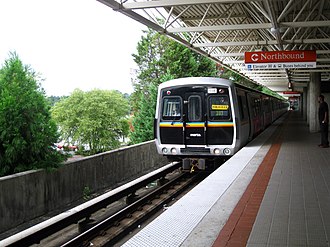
[158, 77, 234, 90]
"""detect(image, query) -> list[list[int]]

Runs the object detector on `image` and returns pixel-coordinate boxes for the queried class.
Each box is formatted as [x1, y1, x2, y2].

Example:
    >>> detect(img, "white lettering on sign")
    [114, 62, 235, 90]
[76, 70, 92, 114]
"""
[251, 53, 259, 62]
[190, 133, 201, 137]
[259, 52, 305, 61]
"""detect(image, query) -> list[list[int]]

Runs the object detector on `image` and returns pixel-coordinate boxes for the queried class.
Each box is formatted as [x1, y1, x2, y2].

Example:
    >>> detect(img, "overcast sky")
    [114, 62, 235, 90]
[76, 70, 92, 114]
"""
[0, 0, 146, 96]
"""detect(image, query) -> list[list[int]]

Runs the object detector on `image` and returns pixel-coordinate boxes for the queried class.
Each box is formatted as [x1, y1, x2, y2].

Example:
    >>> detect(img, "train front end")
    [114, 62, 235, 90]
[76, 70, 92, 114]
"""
[154, 78, 237, 170]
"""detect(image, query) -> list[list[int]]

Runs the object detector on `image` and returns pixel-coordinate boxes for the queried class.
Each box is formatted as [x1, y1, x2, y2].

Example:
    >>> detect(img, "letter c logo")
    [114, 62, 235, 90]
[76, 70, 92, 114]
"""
[251, 53, 258, 62]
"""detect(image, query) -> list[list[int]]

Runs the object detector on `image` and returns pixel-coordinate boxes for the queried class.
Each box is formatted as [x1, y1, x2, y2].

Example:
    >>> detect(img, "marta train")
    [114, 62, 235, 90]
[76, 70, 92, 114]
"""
[154, 77, 288, 170]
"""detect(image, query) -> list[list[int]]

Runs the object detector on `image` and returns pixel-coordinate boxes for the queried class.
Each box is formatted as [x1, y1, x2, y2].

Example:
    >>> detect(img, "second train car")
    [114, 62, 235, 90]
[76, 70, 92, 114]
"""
[154, 77, 288, 170]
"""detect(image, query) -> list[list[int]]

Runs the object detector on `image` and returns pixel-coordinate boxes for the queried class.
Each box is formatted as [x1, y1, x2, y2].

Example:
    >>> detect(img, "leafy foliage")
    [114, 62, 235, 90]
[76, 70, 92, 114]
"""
[129, 29, 218, 144]
[47, 95, 68, 106]
[130, 82, 158, 143]
[51, 89, 129, 154]
[0, 52, 65, 176]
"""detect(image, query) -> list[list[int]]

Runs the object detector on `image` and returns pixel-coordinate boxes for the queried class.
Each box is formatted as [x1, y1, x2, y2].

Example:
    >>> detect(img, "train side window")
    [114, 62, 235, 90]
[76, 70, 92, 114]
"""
[237, 95, 248, 121]
[253, 98, 261, 116]
[208, 95, 231, 121]
[263, 98, 270, 112]
[188, 95, 202, 121]
[162, 97, 182, 120]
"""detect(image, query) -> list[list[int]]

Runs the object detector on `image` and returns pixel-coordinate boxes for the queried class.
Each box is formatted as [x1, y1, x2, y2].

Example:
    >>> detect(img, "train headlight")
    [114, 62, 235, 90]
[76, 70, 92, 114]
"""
[170, 148, 177, 154]
[162, 148, 168, 154]
[213, 148, 221, 155]
[223, 148, 231, 155]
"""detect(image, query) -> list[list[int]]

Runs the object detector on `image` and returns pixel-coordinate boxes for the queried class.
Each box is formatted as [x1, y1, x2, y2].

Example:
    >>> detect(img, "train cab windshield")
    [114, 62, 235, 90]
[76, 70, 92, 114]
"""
[162, 97, 182, 120]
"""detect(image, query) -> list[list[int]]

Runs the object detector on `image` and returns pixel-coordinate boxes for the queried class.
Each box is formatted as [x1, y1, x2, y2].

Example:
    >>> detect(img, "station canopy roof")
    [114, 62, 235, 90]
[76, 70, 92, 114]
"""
[98, 0, 330, 93]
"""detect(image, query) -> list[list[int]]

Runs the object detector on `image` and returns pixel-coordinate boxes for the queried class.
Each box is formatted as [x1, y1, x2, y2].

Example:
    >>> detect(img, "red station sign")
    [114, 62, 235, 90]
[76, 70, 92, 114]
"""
[245, 50, 316, 63]
[282, 91, 301, 95]
[245, 50, 317, 69]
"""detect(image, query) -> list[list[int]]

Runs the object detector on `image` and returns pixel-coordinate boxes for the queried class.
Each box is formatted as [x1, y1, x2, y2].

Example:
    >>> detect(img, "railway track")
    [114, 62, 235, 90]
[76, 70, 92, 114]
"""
[62, 171, 206, 246]
[1, 162, 208, 247]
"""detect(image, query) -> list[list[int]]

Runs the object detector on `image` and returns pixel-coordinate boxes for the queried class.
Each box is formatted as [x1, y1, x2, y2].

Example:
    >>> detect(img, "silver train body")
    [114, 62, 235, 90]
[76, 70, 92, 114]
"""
[154, 77, 288, 170]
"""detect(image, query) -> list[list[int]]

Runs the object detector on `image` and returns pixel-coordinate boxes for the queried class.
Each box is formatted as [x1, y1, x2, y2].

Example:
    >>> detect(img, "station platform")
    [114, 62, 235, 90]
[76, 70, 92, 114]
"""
[121, 111, 330, 247]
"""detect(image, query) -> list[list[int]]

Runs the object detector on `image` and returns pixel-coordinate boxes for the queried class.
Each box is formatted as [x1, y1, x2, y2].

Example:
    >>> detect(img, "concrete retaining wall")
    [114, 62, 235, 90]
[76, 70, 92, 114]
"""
[0, 141, 167, 234]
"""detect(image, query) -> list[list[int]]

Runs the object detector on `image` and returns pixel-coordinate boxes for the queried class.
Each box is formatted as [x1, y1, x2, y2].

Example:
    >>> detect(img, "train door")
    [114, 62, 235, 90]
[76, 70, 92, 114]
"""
[247, 93, 263, 137]
[236, 89, 250, 144]
[183, 92, 205, 146]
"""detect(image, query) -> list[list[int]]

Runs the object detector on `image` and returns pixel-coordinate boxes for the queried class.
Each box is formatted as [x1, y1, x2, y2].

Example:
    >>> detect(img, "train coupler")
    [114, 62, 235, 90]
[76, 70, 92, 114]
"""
[183, 158, 206, 172]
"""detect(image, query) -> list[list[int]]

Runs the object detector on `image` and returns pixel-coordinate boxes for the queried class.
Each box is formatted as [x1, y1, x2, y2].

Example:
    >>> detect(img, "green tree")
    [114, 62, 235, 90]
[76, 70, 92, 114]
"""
[130, 82, 158, 143]
[0, 52, 65, 176]
[129, 29, 218, 143]
[47, 95, 68, 106]
[51, 89, 129, 154]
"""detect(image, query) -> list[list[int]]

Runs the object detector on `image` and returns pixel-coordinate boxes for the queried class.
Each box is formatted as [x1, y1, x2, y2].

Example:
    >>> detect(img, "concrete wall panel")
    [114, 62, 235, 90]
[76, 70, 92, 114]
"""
[0, 141, 167, 234]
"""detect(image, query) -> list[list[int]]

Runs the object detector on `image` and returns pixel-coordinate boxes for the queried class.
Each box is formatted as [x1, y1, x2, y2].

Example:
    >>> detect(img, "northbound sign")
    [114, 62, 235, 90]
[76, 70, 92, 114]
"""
[245, 50, 316, 70]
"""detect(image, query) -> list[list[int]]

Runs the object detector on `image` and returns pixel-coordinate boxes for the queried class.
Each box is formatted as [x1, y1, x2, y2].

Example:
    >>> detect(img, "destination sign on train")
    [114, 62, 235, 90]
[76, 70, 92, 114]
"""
[244, 50, 316, 69]
[212, 105, 229, 110]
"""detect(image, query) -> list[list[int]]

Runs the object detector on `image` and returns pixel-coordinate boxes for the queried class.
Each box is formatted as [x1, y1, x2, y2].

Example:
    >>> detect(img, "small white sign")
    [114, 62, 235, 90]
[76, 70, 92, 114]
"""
[208, 88, 217, 94]
[245, 62, 316, 69]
